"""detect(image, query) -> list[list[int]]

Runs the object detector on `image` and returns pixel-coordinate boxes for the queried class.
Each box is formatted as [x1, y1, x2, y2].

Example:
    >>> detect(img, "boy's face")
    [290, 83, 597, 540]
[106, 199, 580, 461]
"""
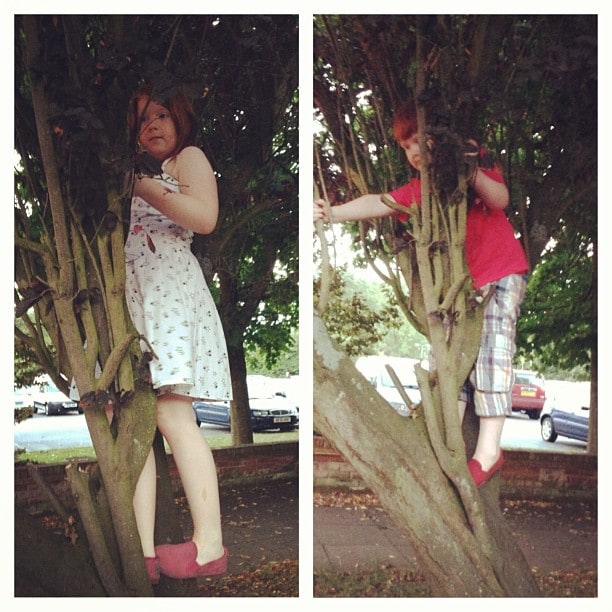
[399, 132, 421, 171]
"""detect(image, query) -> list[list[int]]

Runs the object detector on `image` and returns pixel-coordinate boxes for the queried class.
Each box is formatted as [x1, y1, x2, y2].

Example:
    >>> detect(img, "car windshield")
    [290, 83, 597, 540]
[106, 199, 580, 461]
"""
[515, 372, 543, 386]
[246, 376, 282, 399]
[37, 383, 61, 393]
[379, 367, 418, 389]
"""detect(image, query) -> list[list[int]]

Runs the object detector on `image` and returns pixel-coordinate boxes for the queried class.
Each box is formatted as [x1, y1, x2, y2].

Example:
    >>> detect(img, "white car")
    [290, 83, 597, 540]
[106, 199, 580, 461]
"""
[14, 387, 35, 412]
[355, 355, 422, 417]
[31, 375, 81, 416]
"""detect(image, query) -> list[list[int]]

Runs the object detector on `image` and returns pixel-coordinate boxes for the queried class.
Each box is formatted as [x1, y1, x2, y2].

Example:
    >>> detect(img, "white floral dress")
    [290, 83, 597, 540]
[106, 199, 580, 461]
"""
[124, 168, 232, 401]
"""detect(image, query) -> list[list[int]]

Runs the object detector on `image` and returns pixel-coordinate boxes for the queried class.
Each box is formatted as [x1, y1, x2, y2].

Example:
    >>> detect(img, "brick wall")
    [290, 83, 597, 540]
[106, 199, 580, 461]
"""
[15, 436, 597, 512]
[15, 441, 298, 515]
[314, 435, 597, 501]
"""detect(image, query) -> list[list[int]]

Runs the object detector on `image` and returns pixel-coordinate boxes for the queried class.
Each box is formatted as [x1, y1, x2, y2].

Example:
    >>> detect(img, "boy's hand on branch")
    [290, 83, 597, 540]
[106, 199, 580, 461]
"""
[463, 138, 480, 159]
[313, 199, 330, 223]
[463, 138, 480, 185]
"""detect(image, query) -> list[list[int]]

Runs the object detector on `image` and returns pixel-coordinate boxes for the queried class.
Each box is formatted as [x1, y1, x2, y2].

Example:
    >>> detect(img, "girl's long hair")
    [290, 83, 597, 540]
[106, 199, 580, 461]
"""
[129, 85, 199, 158]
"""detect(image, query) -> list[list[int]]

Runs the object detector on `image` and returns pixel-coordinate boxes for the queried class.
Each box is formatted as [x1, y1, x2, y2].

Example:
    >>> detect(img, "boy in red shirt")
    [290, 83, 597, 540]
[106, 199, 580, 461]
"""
[314, 101, 529, 486]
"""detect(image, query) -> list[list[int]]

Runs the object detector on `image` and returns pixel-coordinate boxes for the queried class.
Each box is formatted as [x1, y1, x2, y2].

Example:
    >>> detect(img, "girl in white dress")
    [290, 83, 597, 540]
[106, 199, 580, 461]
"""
[126, 85, 232, 582]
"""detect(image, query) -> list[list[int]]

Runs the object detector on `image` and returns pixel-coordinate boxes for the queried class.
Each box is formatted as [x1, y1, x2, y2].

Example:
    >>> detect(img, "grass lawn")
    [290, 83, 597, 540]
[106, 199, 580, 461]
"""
[16, 429, 298, 465]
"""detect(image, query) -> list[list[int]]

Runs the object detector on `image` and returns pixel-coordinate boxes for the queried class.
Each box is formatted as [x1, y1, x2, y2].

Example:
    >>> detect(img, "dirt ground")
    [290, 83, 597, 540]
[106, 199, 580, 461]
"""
[180, 477, 299, 575]
[18, 477, 597, 597]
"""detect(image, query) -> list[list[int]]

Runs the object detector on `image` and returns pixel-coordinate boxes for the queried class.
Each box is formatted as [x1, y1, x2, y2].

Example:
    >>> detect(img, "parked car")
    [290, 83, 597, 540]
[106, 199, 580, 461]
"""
[32, 376, 81, 416]
[511, 369, 546, 420]
[14, 387, 36, 420]
[193, 375, 299, 432]
[540, 381, 590, 443]
[14, 387, 34, 411]
[355, 355, 422, 417]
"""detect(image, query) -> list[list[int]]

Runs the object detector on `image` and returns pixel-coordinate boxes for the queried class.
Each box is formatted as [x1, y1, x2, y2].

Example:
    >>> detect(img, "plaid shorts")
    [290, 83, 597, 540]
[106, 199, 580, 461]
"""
[460, 274, 528, 417]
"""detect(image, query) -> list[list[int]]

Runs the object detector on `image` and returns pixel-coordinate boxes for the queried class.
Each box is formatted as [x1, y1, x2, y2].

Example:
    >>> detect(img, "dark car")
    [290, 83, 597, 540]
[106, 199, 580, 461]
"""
[511, 370, 546, 420]
[541, 407, 589, 443]
[193, 375, 299, 432]
[540, 381, 590, 443]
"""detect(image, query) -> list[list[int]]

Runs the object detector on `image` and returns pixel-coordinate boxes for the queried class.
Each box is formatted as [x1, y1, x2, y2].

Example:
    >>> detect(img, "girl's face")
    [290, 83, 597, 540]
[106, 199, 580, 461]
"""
[399, 133, 421, 171]
[137, 98, 178, 162]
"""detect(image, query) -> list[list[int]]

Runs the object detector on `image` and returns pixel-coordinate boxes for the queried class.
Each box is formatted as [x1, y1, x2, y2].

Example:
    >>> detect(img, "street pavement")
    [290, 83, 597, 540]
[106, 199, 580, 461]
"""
[314, 495, 597, 576]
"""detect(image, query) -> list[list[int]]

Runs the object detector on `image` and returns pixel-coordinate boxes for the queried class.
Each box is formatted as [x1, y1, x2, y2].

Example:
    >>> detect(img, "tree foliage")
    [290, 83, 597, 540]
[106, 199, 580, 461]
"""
[517, 224, 594, 371]
[314, 14, 596, 376]
[191, 15, 299, 444]
[315, 267, 401, 357]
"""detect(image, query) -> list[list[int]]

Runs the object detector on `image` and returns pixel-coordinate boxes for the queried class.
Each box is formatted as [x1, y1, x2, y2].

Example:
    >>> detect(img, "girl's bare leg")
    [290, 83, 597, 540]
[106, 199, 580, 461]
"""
[157, 393, 224, 565]
[132, 448, 157, 558]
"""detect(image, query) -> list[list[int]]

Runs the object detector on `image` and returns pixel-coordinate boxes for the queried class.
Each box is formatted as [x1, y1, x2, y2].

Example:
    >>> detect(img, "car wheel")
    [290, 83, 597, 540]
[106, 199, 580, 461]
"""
[541, 416, 558, 442]
[527, 410, 541, 420]
[44, 404, 50, 416]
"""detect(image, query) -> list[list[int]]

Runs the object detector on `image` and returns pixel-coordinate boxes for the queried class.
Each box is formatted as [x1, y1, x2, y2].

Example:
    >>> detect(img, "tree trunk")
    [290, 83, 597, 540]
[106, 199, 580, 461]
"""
[20, 16, 156, 596]
[314, 316, 540, 597]
[64, 386, 159, 596]
[152, 431, 199, 596]
[587, 240, 597, 455]
[228, 343, 254, 445]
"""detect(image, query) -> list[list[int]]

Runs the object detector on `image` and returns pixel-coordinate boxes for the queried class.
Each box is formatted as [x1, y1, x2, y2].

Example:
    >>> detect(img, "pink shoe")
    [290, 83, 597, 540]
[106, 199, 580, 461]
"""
[155, 541, 228, 579]
[145, 556, 160, 584]
[468, 452, 504, 487]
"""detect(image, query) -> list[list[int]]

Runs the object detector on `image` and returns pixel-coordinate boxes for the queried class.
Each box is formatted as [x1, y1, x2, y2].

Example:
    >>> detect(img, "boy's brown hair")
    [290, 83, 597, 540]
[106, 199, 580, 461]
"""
[392, 99, 418, 142]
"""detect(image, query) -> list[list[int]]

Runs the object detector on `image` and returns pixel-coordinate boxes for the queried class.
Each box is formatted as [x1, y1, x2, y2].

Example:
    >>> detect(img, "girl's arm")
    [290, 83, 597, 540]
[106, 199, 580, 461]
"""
[313, 193, 395, 224]
[134, 146, 219, 234]
[471, 167, 509, 210]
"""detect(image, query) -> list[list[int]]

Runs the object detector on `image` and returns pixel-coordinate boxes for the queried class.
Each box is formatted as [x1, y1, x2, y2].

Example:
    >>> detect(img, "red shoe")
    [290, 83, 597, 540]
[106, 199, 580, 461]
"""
[468, 452, 504, 487]
[145, 556, 160, 584]
[155, 541, 228, 579]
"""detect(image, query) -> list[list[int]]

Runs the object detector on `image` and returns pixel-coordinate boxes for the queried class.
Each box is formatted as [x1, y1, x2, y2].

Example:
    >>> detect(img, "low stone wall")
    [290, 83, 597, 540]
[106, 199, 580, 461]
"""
[15, 441, 298, 515]
[313, 435, 597, 501]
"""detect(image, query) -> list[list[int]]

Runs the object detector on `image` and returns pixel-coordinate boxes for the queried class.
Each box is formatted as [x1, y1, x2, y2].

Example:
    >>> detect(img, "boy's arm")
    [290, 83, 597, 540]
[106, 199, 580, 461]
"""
[471, 167, 509, 210]
[313, 193, 396, 223]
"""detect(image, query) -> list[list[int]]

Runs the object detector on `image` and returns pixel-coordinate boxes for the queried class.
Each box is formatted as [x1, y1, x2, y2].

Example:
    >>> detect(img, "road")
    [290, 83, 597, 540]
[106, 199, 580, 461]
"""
[501, 411, 586, 454]
[13, 411, 233, 452]
[14, 408, 586, 455]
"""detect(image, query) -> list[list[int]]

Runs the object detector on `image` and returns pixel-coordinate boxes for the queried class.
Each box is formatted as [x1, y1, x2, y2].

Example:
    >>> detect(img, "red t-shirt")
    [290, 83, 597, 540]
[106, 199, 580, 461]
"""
[388, 170, 529, 289]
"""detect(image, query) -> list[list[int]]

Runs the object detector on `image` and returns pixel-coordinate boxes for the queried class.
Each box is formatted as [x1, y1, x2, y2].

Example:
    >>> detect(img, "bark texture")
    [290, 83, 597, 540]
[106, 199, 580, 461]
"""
[314, 316, 540, 596]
